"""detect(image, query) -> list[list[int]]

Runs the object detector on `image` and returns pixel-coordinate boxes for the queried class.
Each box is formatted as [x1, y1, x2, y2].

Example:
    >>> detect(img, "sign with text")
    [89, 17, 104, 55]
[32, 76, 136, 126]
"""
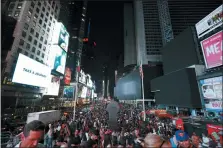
[201, 31, 222, 69]
[12, 54, 51, 87]
[199, 76, 222, 111]
[196, 5, 222, 38]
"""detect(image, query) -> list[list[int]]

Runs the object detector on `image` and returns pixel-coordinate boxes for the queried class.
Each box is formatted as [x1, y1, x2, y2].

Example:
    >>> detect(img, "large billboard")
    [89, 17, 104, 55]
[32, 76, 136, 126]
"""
[12, 54, 51, 87]
[199, 76, 222, 112]
[195, 5, 223, 39]
[51, 22, 69, 52]
[48, 45, 67, 75]
[63, 86, 75, 99]
[200, 31, 222, 69]
[64, 67, 71, 85]
[115, 70, 141, 100]
[45, 75, 60, 96]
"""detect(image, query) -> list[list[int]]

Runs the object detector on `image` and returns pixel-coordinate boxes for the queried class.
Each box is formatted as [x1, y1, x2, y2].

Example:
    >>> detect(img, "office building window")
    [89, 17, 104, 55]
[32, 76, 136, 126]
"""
[40, 13, 44, 18]
[33, 14, 38, 21]
[39, 43, 42, 49]
[44, 18, 48, 23]
[42, 53, 45, 58]
[40, 36, 43, 42]
[36, 57, 39, 61]
[17, 48, 22, 53]
[8, 3, 15, 10]
[37, 50, 40, 55]
[36, 7, 39, 13]
[30, 54, 34, 59]
[24, 23, 29, 30]
[30, 28, 34, 34]
[39, 19, 42, 25]
[32, 47, 36, 53]
[47, 28, 50, 32]
[28, 8, 33, 16]
[32, 21, 36, 27]
[22, 31, 26, 38]
[31, 2, 35, 8]
[8, 11, 13, 16]
[43, 23, 46, 29]
[44, 40, 47, 45]
[37, 2, 41, 7]
[42, 7, 45, 12]
[19, 39, 24, 46]
[43, 46, 46, 51]
[24, 51, 28, 56]
[28, 36, 32, 42]
[14, 11, 20, 17]
[34, 40, 37, 45]
[26, 43, 30, 50]
[48, 22, 51, 27]
[17, 3, 23, 9]
[26, 16, 31, 22]
[35, 32, 39, 39]
[46, 12, 49, 17]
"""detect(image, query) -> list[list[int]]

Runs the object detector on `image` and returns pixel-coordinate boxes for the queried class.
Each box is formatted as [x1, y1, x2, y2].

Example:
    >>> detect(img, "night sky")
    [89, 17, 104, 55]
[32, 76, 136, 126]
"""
[82, 1, 125, 94]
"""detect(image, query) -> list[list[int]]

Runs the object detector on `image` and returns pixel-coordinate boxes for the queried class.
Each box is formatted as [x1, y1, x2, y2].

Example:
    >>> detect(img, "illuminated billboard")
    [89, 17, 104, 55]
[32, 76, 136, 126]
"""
[195, 5, 222, 38]
[48, 45, 67, 75]
[45, 75, 60, 96]
[199, 76, 222, 111]
[64, 67, 71, 85]
[51, 22, 69, 52]
[12, 54, 51, 87]
[200, 31, 222, 69]
[63, 86, 75, 99]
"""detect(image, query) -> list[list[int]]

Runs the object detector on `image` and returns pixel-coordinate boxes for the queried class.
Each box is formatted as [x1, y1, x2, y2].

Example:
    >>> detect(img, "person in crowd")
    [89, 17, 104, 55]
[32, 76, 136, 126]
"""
[47, 124, 53, 148]
[14, 120, 45, 148]
[202, 133, 210, 148]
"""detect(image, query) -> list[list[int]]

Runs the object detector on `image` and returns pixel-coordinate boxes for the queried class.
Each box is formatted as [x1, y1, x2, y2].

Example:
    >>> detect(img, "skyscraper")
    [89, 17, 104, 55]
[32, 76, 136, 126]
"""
[1, 0, 61, 109]
[59, 1, 88, 81]
[124, 0, 221, 66]
[3, 0, 60, 74]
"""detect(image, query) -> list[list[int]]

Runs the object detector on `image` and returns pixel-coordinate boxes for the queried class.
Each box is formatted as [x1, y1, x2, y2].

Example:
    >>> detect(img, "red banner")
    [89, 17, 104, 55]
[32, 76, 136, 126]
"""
[207, 124, 223, 144]
[64, 68, 71, 85]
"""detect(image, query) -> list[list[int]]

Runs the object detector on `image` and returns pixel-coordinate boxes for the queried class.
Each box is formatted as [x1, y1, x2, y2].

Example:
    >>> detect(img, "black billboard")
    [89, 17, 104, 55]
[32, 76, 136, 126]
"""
[162, 27, 200, 74]
[115, 70, 141, 100]
[151, 68, 202, 108]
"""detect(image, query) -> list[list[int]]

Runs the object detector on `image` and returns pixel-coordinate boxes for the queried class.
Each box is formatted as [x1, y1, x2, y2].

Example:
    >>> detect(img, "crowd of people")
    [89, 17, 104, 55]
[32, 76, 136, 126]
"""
[12, 100, 222, 148]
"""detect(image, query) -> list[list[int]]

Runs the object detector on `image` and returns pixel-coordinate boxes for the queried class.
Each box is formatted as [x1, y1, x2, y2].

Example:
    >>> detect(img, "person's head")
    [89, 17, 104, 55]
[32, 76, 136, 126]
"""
[21, 120, 45, 148]
[141, 134, 171, 148]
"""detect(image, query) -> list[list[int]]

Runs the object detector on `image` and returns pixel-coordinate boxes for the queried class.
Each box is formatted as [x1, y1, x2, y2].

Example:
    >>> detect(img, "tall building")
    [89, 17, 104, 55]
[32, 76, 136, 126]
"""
[124, 0, 221, 66]
[1, 0, 61, 106]
[123, 3, 136, 67]
[59, 1, 88, 81]
[3, 0, 60, 74]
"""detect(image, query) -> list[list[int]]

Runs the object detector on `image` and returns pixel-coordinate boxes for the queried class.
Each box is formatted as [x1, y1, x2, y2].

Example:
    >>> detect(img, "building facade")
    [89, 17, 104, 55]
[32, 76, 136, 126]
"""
[123, 3, 136, 67]
[3, 1, 60, 74]
[124, 0, 221, 66]
[59, 1, 88, 81]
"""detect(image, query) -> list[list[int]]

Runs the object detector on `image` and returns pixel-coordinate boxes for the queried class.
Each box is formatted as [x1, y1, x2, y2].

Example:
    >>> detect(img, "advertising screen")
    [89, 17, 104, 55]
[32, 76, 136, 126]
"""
[45, 75, 60, 96]
[64, 67, 71, 85]
[201, 31, 222, 69]
[195, 5, 222, 38]
[52, 22, 69, 52]
[12, 54, 51, 87]
[48, 45, 67, 75]
[63, 86, 75, 99]
[81, 86, 88, 98]
[199, 76, 222, 111]
[86, 88, 91, 98]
